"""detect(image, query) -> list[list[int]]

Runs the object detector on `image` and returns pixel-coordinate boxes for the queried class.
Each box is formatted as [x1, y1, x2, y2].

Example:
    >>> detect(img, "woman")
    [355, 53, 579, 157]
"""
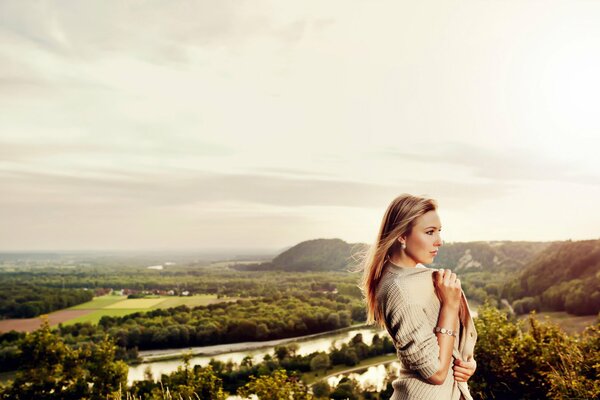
[359, 194, 478, 400]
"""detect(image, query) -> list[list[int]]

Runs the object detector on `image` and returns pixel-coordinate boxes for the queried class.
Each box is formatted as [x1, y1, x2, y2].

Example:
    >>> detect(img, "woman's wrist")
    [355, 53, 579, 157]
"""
[434, 326, 458, 337]
[441, 303, 460, 312]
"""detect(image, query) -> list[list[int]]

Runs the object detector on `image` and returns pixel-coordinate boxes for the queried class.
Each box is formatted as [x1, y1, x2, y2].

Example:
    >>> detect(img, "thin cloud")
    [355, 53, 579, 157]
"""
[377, 142, 593, 185]
[1, 167, 512, 209]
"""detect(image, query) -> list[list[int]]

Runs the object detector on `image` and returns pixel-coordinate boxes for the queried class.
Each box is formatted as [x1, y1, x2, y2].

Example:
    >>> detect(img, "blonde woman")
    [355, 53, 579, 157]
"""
[359, 194, 478, 400]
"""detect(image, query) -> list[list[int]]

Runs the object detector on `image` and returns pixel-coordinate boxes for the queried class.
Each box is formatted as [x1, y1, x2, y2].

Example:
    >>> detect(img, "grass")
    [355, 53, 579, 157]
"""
[63, 309, 149, 325]
[60, 294, 241, 326]
[69, 295, 127, 309]
[104, 298, 166, 309]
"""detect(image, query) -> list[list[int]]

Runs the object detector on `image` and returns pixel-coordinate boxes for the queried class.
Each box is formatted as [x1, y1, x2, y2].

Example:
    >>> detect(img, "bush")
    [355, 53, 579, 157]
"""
[470, 302, 599, 400]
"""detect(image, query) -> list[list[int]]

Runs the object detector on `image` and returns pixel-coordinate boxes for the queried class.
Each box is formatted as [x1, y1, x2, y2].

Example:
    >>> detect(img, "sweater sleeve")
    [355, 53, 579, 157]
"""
[386, 302, 441, 379]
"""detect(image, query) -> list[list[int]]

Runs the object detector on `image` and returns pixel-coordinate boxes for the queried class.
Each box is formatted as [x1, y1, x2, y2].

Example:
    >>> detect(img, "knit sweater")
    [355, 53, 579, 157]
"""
[376, 260, 477, 400]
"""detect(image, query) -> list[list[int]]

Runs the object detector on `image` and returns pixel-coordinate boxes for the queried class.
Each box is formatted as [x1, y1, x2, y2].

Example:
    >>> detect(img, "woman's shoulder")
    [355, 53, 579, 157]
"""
[379, 265, 436, 305]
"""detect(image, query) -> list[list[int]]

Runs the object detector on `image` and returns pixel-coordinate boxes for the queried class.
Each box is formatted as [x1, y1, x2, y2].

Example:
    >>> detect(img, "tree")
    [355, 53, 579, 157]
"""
[84, 335, 128, 397]
[274, 345, 290, 361]
[3, 318, 128, 400]
[311, 380, 331, 399]
[330, 377, 360, 400]
[5, 318, 86, 399]
[326, 313, 340, 329]
[154, 356, 226, 400]
[310, 353, 331, 375]
[237, 369, 313, 400]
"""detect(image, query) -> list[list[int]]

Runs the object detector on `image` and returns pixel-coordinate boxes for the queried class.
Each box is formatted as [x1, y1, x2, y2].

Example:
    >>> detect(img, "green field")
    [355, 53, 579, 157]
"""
[69, 295, 127, 310]
[62, 294, 239, 326]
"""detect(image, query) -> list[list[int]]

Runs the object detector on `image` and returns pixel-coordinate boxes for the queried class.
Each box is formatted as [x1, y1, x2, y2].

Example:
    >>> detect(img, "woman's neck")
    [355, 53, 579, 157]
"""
[387, 251, 418, 268]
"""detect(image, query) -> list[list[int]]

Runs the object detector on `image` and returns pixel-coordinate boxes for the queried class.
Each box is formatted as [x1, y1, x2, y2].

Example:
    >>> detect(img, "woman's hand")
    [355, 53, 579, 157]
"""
[453, 358, 476, 382]
[432, 268, 462, 310]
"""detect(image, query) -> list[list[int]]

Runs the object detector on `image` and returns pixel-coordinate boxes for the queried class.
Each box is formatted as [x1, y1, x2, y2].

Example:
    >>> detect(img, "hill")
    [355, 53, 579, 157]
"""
[232, 238, 366, 272]
[430, 241, 553, 272]
[505, 239, 600, 315]
[232, 238, 550, 273]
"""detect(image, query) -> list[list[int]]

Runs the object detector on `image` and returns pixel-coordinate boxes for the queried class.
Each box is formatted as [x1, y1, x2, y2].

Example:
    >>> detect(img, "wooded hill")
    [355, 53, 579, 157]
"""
[233, 238, 551, 273]
[430, 240, 553, 272]
[505, 239, 600, 315]
[232, 239, 366, 272]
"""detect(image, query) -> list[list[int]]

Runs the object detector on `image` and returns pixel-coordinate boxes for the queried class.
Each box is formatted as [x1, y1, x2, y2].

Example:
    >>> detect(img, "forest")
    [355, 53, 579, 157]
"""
[0, 304, 597, 399]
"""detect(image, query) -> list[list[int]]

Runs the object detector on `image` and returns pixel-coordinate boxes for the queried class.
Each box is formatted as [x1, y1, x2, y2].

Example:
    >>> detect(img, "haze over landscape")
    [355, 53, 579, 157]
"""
[2, 0, 600, 252]
[1, 3, 599, 400]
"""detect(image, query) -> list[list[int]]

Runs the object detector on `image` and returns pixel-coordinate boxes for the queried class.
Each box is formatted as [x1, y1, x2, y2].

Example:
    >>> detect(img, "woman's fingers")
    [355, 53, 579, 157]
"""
[452, 364, 473, 374]
[434, 269, 461, 289]
[453, 362, 474, 382]
[453, 371, 470, 382]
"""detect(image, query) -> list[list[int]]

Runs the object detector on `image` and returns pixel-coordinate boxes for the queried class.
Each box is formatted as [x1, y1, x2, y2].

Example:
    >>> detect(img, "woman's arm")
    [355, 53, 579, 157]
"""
[425, 303, 460, 385]
[426, 268, 462, 385]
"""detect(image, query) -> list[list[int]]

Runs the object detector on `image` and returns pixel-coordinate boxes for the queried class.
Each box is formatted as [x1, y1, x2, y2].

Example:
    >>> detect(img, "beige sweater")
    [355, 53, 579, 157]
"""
[376, 260, 478, 400]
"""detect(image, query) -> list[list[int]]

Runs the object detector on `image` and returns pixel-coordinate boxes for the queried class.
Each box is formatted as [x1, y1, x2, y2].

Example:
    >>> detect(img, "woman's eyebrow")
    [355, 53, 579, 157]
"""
[424, 226, 441, 229]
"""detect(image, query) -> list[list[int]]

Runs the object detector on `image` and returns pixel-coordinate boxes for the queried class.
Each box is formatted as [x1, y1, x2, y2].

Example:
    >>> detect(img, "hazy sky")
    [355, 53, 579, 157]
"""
[2, 0, 600, 252]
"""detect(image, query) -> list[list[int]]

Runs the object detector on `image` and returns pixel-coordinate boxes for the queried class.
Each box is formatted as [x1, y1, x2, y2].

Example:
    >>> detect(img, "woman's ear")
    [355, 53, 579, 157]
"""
[397, 236, 406, 249]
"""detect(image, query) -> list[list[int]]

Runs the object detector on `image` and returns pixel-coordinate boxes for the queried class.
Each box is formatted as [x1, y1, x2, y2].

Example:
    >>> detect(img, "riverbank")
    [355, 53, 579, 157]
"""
[136, 323, 372, 363]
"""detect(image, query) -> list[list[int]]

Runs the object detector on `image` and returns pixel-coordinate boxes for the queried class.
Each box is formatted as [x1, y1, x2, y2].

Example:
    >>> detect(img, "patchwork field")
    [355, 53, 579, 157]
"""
[0, 294, 240, 332]
[0, 310, 93, 333]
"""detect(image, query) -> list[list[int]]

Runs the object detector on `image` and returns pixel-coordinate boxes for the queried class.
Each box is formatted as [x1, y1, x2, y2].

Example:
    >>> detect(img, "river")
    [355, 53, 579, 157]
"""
[128, 325, 387, 384]
[129, 308, 481, 390]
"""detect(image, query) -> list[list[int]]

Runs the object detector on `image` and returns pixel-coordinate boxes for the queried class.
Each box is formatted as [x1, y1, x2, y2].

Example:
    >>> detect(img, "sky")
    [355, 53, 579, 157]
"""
[1, 0, 600, 252]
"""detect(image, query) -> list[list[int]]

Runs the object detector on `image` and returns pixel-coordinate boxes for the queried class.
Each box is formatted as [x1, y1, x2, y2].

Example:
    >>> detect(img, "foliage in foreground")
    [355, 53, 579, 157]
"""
[470, 302, 599, 400]
[0, 318, 127, 400]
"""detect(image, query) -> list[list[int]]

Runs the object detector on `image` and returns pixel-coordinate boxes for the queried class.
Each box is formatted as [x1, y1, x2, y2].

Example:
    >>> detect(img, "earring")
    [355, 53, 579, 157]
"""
[401, 242, 406, 250]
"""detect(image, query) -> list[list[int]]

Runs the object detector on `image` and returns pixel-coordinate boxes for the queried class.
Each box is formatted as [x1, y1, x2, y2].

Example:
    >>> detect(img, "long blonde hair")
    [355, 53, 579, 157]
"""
[356, 194, 438, 328]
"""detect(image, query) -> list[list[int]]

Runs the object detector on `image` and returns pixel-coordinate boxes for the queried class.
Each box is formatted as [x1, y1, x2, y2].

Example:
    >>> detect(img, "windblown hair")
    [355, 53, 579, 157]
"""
[355, 194, 438, 329]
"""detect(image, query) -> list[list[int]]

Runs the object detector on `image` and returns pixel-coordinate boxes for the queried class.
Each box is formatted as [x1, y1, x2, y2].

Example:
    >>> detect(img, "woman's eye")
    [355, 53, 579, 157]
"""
[427, 231, 434, 235]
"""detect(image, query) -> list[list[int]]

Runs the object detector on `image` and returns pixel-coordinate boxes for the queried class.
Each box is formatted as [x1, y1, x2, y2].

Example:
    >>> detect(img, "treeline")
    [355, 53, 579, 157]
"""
[76, 291, 365, 350]
[0, 267, 363, 299]
[505, 239, 600, 315]
[0, 290, 366, 372]
[0, 284, 93, 318]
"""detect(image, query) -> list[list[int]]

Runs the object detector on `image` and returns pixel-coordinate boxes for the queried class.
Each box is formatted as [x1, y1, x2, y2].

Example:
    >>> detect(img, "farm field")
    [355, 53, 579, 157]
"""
[0, 309, 93, 333]
[0, 294, 240, 332]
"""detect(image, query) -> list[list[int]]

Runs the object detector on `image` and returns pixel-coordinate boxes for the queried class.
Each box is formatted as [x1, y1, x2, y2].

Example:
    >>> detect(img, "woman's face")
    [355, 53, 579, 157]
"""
[403, 210, 443, 265]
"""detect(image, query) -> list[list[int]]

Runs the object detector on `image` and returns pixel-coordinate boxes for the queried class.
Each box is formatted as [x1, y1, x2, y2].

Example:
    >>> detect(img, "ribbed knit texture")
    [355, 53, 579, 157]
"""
[376, 261, 475, 400]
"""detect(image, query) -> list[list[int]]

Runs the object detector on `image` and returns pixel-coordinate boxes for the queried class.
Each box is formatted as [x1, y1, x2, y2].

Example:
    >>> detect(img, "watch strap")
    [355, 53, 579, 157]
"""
[434, 326, 458, 337]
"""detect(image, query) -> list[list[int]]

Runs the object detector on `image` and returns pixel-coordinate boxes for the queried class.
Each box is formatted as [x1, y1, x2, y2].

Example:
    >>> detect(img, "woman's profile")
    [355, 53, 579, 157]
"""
[359, 194, 478, 400]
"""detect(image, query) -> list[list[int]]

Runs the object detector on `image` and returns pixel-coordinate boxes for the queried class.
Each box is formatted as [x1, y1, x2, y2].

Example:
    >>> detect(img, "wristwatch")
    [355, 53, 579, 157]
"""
[434, 326, 458, 337]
